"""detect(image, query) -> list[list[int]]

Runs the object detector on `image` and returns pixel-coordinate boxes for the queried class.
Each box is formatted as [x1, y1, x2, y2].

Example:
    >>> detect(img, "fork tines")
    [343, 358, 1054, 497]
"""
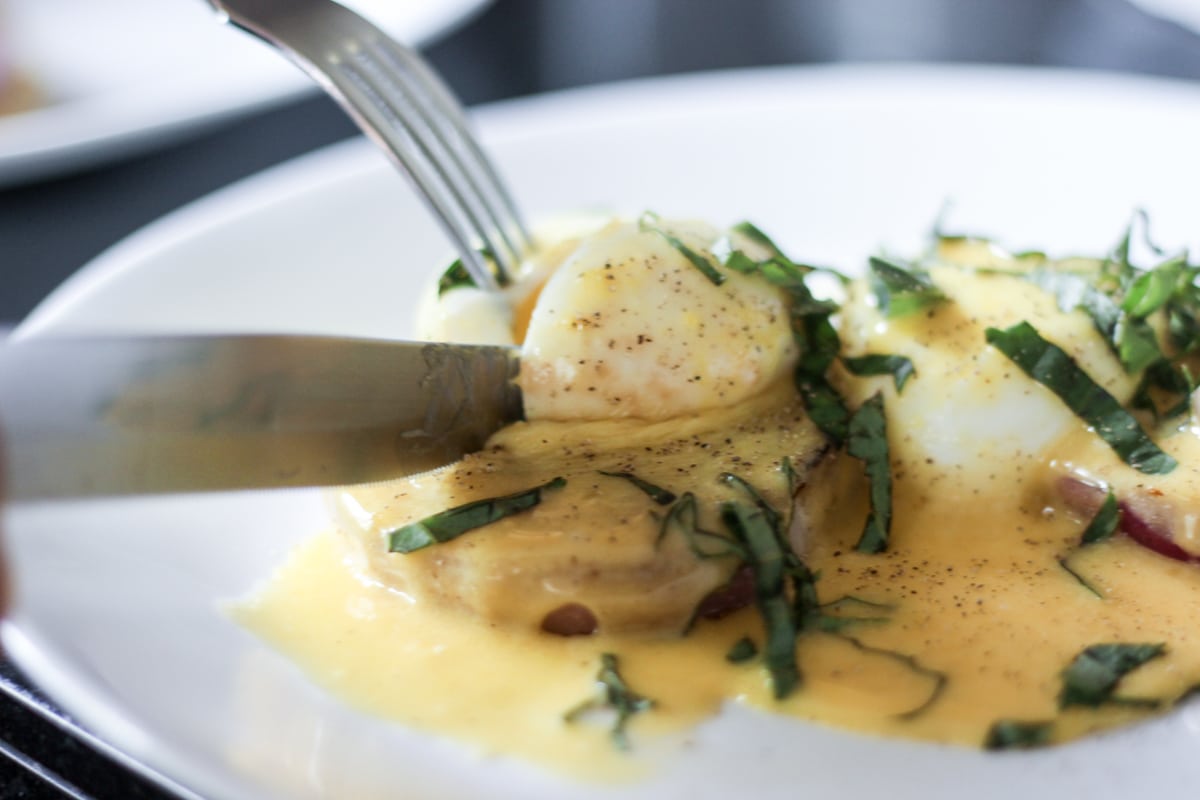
[210, 0, 531, 291]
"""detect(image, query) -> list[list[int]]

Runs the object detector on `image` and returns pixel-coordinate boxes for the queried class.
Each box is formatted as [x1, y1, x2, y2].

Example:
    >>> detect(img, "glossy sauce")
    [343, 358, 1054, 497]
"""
[237, 241, 1200, 777]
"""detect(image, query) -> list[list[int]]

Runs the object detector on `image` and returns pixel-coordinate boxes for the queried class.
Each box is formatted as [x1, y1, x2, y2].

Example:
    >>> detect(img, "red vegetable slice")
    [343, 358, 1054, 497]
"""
[1116, 498, 1196, 562]
[1058, 477, 1197, 563]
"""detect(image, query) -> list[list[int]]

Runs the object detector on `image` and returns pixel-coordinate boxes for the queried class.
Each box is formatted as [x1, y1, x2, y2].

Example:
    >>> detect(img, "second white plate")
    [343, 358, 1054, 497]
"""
[0, 0, 489, 186]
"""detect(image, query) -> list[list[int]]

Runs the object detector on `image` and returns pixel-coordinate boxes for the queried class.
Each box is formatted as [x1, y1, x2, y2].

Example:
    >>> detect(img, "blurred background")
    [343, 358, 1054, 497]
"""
[2, 0, 1200, 796]
[4, 0, 1200, 326]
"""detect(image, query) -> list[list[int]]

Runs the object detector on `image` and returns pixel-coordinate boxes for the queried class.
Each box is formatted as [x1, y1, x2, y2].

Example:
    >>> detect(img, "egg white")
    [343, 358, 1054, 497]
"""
[419, 215, 799, 422]
[836, 252, 1139, 492]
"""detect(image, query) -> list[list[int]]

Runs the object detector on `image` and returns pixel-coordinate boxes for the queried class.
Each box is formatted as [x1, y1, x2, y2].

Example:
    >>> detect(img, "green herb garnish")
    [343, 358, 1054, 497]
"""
[781, 456, 801, 498]
[842, 353, 916, 392]
[984, 720, 1054, 750]
[731, 221, 793, 261]
[1027, 265, 1165, 375]
[1058, 643, 1166, 709]
[1019, 215, 1200, 418]
[1132, 360, 1197, 419]
[721, 501, 801, 699]
[387, 477, 566, 553]
[436, 258, 476, 296]
[805, 614, 889, 634]
[868, 256, 947, 318]
[717, 220, 850, 442]
[719, 471, 783, 531]
[722, 221, 852, 283]
[1057, 557, 1103, 599]
[794, 374, 851, 444]
[726, 637, 759, 663]
[1080, 490, 1120, 544]
[808, 595, 896, 630]
[985, 322, 1176, 475]
[639, 212, 726, 285]
[598, 470, 676, 505]
[564, 653, 655, 750]
[847, 392, 892, 553]
[436, 248, 508, 295]
[835, 634, 948, 720]
[819, 595, 896, 614]
[656, 492, 745, 560]
[1122, 255, 1186, 318]
[720, 470, 820, 625]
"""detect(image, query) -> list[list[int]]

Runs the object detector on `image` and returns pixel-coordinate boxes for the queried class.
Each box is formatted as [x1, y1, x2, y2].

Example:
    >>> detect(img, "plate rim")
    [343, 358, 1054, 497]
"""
[10, 61, 1200, 800]
[0, 0, 491, 187]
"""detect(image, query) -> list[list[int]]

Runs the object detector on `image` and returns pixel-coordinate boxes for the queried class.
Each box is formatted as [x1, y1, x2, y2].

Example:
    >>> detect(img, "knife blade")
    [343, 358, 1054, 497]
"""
[0, 334, 523, 499]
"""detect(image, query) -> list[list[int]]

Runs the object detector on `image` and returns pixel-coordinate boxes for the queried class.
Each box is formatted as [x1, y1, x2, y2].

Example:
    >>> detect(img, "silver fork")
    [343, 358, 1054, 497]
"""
[206, 0, 531, 291]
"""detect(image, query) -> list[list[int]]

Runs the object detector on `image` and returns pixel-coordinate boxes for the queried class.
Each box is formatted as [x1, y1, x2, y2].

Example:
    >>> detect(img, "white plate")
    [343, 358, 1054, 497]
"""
[8, 64, 1200, 800]
[0, 0, 489, 187]
[1129, 0, 1200, 32]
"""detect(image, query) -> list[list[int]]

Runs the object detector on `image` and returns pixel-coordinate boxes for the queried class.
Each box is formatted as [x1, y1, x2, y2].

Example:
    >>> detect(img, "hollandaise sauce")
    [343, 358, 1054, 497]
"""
[236, 219, 1200, 779]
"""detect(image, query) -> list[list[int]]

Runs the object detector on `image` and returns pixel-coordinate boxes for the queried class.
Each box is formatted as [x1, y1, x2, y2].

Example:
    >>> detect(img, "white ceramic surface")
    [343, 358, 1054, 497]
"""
[1130, 0, 1200, 32]
[0, 0, 489, 186]
[7, 64, 1200, 799]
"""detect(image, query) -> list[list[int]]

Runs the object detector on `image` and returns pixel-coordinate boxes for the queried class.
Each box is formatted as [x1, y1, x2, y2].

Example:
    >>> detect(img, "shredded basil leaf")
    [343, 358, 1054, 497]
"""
[436, 248, 507, 295]
[715, 220, 850, 442]
[1123, 255, 1186, 318]
[1080, 490, 1120, 545]
[723, 471, 821, 623]
[847, 393, 892, 553]
[805, 614, 889, 633]
[1131, 360, 1195, 419]
[726, 637, 759, 663]
[794, 374, 851, 444]
[719, 472, 783, 531]
[1168, 301, 1200, 353]
[984, 720, 1054, 750]
[564, 652, 655, 750]
[868, 256, 947, 318]
[727, 220, 849, 282]
[715, 240, 809, 293]
[1058, 642, 1166, 709]
[842, 353, 916, 392]
[656, 492, 745, 560]
[436, 258, 476, 296]
[1115, 316, 1163, 375]
[792, 305, 840, 373]
[731, 221, 792, 261]
[834, 634, 948, 720]
[811, 595, 896, 629]
[1019, 216, 1200, 399]
[721, 501, 801, 699]
[789, 557, 821, 625]
[1057, 557, 1103, 599]
[387, 477, 566, 553]
[985, 322, 1176, 475]
[598, 470, 676, 505]
[781, 456, 801, 498]
[638, 212, 726, 285]
[819, 595, 895, 613]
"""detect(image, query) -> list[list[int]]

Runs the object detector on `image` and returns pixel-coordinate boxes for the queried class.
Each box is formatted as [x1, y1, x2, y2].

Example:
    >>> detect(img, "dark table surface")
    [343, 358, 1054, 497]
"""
[4, 0, 1200, 797]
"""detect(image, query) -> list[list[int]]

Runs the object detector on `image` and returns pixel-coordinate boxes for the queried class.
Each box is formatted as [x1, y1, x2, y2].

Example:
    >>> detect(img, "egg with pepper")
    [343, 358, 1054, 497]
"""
[237, 215, 1200, 772]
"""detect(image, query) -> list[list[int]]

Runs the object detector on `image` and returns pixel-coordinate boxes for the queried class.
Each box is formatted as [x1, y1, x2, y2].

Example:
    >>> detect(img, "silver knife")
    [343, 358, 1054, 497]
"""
[0, 334, 523, 499]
